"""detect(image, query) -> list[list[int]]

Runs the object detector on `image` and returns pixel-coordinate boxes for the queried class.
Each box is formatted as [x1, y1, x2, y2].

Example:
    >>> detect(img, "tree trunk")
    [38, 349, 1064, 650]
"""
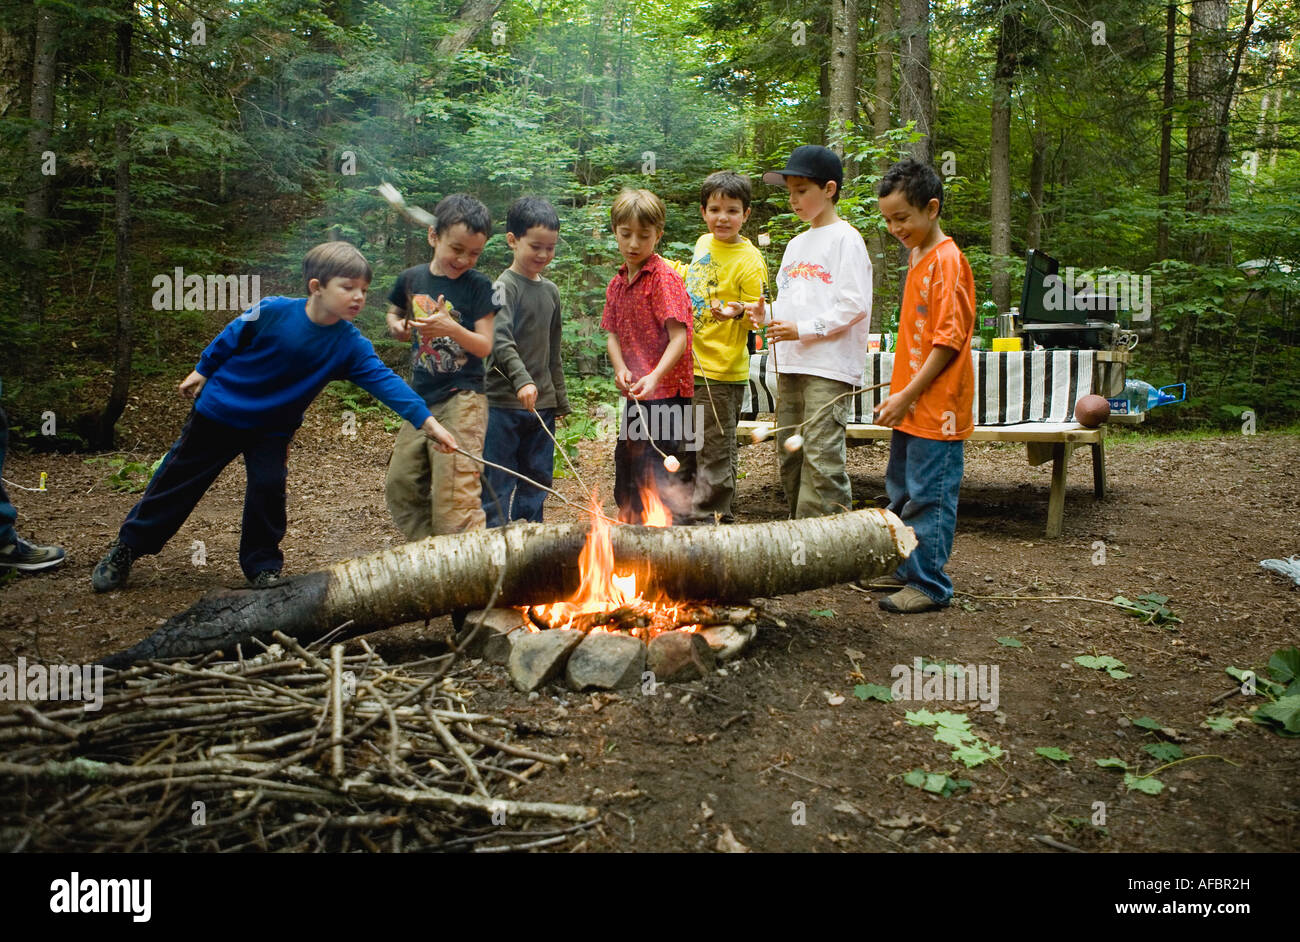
[21, 3, 57, 326]
[100, 510, 917, 668]
[1184, 0, 1232, 233]
[897, 0, 931, 166]
[434, 0, 505, 61]
[871, 0, 895, 308]
[873, 0, 894, 166]
[1155, 1, 1175, 262]
[1178, 0, 1240, 376]
[989, 3, 1017, 313]
[828, 0, 858, 160]
[1026, 126, 1045, 251]
[86, 1, 133, 449]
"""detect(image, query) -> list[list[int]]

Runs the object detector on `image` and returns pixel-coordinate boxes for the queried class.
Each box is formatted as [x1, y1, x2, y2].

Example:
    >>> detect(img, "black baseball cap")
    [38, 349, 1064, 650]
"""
[762, 145, 844, 193]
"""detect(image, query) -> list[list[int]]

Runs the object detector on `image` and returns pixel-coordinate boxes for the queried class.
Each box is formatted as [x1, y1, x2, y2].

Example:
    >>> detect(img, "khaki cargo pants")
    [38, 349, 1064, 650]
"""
[775, 373, 853, 519]
[385, 390, 487, 539]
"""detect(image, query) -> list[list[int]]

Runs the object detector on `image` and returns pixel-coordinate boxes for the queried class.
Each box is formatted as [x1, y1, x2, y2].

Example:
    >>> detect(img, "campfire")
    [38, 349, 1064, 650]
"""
[526, 487, 700, 643]
[461, 484, 761, 692]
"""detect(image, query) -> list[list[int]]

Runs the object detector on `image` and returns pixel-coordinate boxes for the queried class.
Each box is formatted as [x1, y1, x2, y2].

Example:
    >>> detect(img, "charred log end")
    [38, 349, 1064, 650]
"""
[99, 573, 332, 669]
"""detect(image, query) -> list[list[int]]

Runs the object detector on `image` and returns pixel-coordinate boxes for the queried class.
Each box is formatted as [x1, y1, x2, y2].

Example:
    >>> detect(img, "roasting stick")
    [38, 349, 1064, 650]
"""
[753, 379, 892, 449]
[490, 364, 596, 499]
[624, 390, 684, 472]
[451, 446, 622, 526]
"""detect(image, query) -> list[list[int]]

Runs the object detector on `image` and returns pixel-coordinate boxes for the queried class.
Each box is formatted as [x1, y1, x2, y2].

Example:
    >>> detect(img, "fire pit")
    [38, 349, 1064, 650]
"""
[457, 488, 762, 692]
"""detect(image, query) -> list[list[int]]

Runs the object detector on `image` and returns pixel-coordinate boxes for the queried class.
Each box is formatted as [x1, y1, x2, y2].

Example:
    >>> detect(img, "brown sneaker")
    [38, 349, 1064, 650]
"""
[879, 586, 945, 614]
[854, 573, 905, 591]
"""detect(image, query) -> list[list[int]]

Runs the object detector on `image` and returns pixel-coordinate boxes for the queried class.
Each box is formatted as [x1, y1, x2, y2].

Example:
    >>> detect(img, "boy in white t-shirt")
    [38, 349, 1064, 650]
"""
[749, 146, 873, 518]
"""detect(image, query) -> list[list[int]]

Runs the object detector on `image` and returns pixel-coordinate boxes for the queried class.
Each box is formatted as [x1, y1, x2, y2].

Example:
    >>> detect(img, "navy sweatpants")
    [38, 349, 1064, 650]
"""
[118, 409, 292, 579]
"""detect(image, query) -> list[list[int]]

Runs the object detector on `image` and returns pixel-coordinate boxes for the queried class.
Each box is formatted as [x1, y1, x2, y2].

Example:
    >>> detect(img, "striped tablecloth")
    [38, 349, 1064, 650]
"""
[741, 350, 1097, 426]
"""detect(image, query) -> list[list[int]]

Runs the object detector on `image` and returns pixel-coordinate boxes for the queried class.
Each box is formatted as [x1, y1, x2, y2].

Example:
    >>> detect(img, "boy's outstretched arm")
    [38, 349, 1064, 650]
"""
[873, 345, 958, 428]
[345, 342, 441, 436]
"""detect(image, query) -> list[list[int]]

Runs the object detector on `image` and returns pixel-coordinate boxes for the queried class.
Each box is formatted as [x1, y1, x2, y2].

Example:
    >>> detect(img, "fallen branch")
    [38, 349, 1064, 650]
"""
[102, 509, 915, 668]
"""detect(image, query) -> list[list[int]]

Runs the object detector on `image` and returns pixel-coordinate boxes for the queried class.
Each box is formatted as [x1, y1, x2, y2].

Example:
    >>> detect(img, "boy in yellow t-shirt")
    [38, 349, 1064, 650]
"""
[672, 172, 768, 524]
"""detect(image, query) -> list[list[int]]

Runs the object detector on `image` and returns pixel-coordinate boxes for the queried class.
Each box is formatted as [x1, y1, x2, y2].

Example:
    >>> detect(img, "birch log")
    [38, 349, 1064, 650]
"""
[100, 509, 915, 669]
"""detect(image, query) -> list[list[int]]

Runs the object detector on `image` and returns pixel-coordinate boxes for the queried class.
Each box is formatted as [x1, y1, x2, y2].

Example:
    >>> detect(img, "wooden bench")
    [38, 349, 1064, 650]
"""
[737, 419, 1115, 539]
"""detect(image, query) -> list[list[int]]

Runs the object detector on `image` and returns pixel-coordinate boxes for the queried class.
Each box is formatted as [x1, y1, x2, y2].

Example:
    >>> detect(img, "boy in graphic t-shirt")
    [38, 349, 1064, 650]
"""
[747, 145, 873, 519]
[873, 158, 976, 614]
[384, 194, 498, 539]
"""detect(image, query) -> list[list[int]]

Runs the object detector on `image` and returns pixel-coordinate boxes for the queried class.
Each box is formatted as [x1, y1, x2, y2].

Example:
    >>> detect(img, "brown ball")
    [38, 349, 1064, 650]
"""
[1074, 393, 1111, 428]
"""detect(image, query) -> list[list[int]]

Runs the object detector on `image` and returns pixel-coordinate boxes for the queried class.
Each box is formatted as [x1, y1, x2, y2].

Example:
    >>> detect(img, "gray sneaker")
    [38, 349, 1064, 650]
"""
[248, 569, 283, 589]
[0, 536, 66, 573]
[91, 539, 135, 592]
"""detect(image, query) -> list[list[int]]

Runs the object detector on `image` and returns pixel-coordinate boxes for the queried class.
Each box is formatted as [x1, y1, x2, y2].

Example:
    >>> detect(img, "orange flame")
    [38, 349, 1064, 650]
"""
[529, 486, 685, 637]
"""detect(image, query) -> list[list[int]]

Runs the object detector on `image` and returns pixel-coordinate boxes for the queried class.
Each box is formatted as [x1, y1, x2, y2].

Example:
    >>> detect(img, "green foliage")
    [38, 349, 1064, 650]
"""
[1124, 773, 1166, 796]
[995, 636, 1023, 648]
[1112, 593, 1182, 626]
[853, 683, 894, 703]
[1143, 743, 1184, 762]
[902, 769, 973, 797]
[4, 0, 1300, 441]
[324, 382, 402, 432]
[1253, 697, 1300, 737]
[907, 709, 1004, 769]
[1201, 715, 1238, 733]
[1074, 654, 1131, 679]
[1035, 747, 1072, 762]
[86, 455, 164, 494]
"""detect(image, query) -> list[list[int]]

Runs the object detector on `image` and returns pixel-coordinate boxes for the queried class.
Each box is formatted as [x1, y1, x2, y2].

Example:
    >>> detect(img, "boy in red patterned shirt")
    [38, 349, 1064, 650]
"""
[601, 188, 694, 523]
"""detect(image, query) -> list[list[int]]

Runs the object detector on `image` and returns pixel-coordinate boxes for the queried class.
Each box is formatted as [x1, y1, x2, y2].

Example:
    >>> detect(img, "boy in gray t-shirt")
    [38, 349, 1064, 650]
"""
[482, 197, 570, 525]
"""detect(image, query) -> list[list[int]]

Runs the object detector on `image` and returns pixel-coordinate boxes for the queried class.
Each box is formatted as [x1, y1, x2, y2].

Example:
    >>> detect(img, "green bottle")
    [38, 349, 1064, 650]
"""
[978, 300, 998, 350]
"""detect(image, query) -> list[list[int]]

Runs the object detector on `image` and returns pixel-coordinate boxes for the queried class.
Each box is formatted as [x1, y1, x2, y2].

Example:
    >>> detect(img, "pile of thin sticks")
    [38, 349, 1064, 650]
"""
[0, 631, 596, 852]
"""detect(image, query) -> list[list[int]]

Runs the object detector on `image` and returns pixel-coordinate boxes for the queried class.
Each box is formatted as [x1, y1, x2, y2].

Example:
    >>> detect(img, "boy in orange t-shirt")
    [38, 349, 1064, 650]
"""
[873, 158, 976, 613]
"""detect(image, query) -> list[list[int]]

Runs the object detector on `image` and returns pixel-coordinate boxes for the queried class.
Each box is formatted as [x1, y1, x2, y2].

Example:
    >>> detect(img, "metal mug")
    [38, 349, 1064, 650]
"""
[997, 312, 1021, 339]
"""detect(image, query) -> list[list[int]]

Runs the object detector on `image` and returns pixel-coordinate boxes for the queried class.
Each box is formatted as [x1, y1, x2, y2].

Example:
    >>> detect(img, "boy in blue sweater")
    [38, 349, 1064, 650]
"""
[91, 241, 456, 592]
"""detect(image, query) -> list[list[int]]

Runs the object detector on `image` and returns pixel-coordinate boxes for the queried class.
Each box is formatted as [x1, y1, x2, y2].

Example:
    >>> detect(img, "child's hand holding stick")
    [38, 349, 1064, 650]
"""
[420, 416, 457, 453]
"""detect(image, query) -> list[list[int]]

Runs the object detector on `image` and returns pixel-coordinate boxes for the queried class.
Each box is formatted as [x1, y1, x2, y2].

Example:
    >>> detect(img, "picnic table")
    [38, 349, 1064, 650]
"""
[736, 349, 1136, 538]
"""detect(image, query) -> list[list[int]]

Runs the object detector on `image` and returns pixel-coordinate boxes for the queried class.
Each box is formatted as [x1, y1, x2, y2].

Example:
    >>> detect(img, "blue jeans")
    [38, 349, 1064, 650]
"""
[481, 406, 555, 527]
[885, 430, 964, 605]
[0, 402, 16, 546]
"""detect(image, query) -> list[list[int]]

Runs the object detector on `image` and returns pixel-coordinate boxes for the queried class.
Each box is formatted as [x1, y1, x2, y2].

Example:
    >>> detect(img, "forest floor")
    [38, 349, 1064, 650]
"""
[2, 379, 1298, 853]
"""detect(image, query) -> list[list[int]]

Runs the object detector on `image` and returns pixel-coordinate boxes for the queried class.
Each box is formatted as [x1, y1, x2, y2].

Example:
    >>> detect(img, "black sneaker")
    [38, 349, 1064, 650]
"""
[248, 569, 283, 589]
[0, 536, 66, 573]
[91, 540, 135, 592]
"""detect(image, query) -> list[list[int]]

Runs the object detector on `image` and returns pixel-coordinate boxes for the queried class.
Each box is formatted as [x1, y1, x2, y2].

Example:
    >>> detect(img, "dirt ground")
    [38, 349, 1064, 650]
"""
[2, 382, 1298, 853]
